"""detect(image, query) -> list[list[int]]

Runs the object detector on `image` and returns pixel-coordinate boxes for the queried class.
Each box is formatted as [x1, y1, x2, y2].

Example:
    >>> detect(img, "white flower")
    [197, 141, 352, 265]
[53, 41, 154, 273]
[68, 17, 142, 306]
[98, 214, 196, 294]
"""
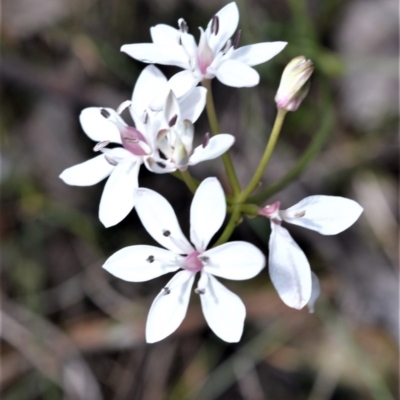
[258, 196, 363, 310]
[59, 66, 212, 227]
[103, 178, 266, 343]
[121, 2, 287, 97]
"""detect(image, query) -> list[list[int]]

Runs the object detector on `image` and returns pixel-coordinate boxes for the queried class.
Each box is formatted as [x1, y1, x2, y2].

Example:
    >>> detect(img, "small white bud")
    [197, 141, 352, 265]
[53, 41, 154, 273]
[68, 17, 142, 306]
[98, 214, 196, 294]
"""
[275, 56, 314, 112]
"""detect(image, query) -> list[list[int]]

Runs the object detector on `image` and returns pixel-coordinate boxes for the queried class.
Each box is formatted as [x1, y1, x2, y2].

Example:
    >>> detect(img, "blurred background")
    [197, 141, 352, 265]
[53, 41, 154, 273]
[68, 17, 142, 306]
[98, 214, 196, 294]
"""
[1, 0, 399, 399]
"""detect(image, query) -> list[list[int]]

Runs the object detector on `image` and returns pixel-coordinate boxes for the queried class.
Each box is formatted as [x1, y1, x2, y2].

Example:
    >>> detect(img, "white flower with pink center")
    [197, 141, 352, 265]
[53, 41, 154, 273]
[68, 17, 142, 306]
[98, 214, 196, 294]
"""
[121, 2, 287, 97]
[103, 178, 266, 343]
[258, 196, 363, 310]
[59, 65, 212, 227]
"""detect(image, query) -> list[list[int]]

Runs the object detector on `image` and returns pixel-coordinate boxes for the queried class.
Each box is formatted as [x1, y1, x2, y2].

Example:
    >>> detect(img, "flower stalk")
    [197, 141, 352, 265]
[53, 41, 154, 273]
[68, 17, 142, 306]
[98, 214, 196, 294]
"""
[213, 108, 287, 247]
[202, 79, 241, 196]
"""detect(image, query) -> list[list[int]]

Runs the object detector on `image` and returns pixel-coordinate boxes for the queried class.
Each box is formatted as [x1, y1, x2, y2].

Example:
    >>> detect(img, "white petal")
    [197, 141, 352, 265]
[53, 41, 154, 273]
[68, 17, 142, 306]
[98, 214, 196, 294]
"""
[197, 272, 245, 343]
[281, 195, 364, 235]
[269, 223, 312, 309]
[202, 241, 265, 280]
[103, 245, 180, 282]
[180, 31, 198, 60]
[80, 108, 122, 144]
[230, 42, 288, 66]
[59, 154, 114, 186]
[168, 70, 200, 99]
[190, 177, 226, 251]
[131, 65, 167, 121]
[99, 159, 141, 227]
[207, 2, 239, 54]
[146, 270, 195, 343]
[163, 90, 181, 126]
[307, 272, 321, 313]
[121, 43, 189, 69]
[135, 188, 194, 254]
[150, 24, 180, 46]
[178, 87, 207, 123]
[215, 60, 260, 87]
[189, 134, 235, 165]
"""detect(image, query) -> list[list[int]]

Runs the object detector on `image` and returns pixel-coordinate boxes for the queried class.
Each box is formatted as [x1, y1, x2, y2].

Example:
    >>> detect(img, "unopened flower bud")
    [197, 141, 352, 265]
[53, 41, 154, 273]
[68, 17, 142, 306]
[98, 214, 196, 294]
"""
[275, 56, 314, 112]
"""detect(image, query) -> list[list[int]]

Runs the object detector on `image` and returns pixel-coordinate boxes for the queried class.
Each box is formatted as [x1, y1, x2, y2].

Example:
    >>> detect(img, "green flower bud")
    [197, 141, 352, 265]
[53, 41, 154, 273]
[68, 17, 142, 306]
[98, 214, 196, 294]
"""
[275, 56, 314, 112]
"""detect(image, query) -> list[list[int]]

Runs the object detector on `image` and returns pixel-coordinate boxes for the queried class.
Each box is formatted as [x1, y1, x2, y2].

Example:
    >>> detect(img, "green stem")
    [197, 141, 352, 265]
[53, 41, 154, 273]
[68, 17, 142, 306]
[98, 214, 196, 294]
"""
[179, 170, 199, 194]
[227, 203, 259, 216]
[213, 108, 287, 247]
[241, 108, 287, 200]
[249, 103, 333, 204]
[213, 207, 241, 247]
[202, 79, 241, 196]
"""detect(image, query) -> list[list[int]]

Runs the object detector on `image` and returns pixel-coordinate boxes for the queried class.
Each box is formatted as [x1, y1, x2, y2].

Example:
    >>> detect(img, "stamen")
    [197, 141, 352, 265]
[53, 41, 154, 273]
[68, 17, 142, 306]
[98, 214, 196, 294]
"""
[199, 256, 209, 264]
[168, 114, 178, 127]
[211, 15, 219, 35]
[104, 155, 118, 166]
[146, 255, 155, 263]
[100, 108, 111, 118]
[233, 29, 242, 49]
[156, 161, 166, 168]
[222, 39, 232, 54]
[178, 18, 188, 33]
[195, 288, 205, 295]
[163, 230, 171, 237]
[141, 110, 148, 124]
[294, 210, 306, 218]
[93, 140, 110, 152]
[202, 132, 210, 148]
[162, 287, 171, 295]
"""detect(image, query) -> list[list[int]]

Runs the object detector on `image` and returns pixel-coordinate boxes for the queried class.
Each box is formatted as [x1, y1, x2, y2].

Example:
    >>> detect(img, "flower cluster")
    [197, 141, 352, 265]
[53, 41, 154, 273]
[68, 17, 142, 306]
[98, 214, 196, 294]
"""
[60, 2, 363, 343]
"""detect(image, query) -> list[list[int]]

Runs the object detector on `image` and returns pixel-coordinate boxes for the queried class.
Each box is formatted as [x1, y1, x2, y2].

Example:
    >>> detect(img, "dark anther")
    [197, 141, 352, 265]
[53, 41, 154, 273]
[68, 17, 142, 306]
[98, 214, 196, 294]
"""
[142, 110, 149, 124]
[156, 161, 166, 168]
[199, 256, 209, 263]
[163, 230, 171, 237]
[146, 255, 155, 263]
[100, 108, 111, 118]
[233, 29, 242, 49]
[104, 155, 118, 166]
[202, 132, 210, 148]
[168, 114, 178, 127]
[93, 140, 110, 152]
[195, 288, 206, 295]
[222, 39, 232, 54]
[162, 287, 171, 295]
[178, 18, 188, 33]
[211, 15, 219, 35]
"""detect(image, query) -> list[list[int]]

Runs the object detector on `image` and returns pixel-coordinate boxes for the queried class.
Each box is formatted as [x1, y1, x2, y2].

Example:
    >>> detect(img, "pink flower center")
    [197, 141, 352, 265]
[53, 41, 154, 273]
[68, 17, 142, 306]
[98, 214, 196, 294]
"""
[197, 30, 214, 75]
[121, 127, 150, 156]
[182, 251, 203, 273]
[258, 201, 281, 219]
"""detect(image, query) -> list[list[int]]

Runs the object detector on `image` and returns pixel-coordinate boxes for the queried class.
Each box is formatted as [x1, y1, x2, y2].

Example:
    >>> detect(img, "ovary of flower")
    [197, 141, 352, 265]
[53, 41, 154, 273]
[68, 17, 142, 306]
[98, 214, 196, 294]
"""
[103, 178, 266, 343]
[59, 66, 210, 227]
[258, 196, 363, 310]
[121, 2, 287, 98]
